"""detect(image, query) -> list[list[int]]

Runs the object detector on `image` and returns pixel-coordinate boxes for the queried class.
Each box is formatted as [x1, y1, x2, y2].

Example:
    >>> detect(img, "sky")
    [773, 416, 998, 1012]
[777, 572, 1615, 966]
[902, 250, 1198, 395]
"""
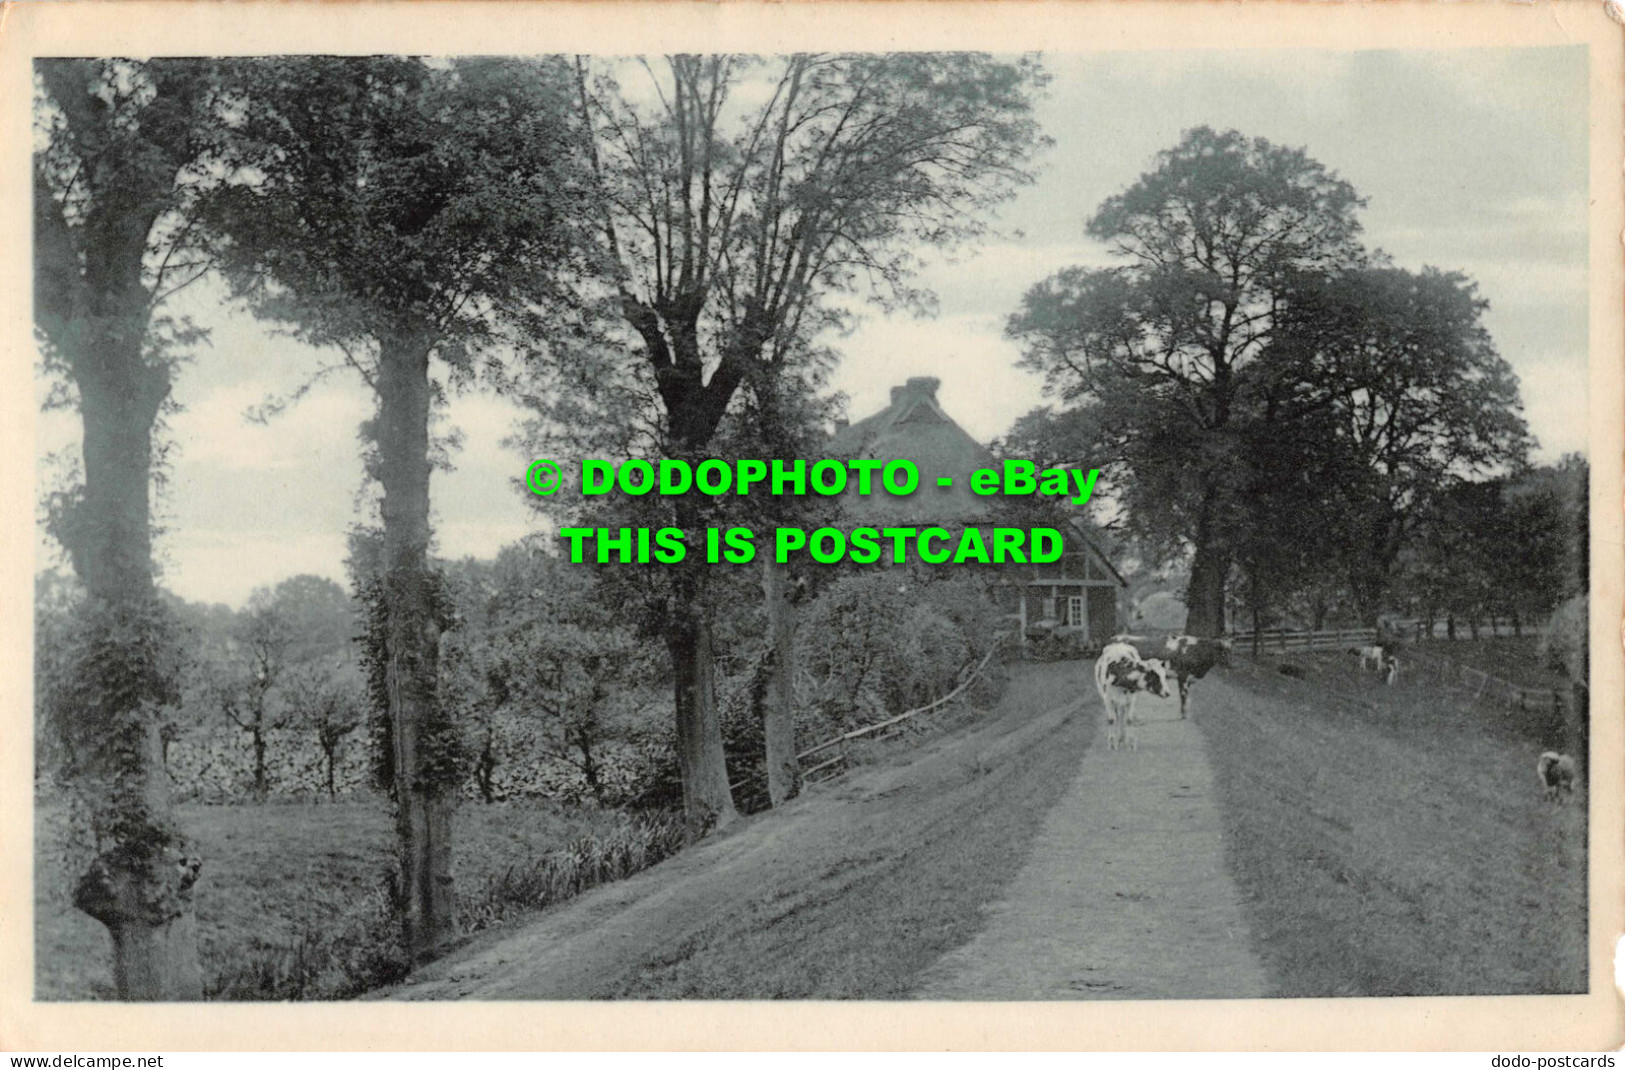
[33, 46, 1592, 608]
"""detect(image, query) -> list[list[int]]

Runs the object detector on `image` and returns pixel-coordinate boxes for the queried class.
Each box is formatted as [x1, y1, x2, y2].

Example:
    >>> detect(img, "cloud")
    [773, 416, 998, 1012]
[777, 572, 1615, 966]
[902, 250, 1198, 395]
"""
[32, 46, 1592, 606]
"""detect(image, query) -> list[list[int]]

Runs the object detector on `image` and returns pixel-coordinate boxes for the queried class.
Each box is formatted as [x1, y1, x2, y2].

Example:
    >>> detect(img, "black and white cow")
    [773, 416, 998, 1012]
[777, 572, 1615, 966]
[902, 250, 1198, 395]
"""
[1109, 634, 1231, 719]
[1094, 641, 1170, 751]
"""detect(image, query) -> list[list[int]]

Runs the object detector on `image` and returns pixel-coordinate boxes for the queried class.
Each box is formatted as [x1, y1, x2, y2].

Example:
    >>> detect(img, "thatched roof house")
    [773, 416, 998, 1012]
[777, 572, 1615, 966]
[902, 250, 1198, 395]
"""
[827, 376, 1000, 525]
[831, 376, 1127, 655]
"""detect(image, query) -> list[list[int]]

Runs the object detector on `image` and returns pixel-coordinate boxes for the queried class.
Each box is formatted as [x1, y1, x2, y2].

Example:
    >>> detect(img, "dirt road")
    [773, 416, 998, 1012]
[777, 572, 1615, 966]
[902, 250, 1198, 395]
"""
[917, 689, 1270, 999]
[381, 662, 1091, 1000]
[378, 662, 1269, 1000]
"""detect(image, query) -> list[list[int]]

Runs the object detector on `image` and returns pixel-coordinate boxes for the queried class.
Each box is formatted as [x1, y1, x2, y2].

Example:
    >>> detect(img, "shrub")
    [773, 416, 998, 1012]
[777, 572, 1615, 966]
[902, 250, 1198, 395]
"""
[458, 812, 689, 934]
[794, 571, 1007, 742]
[207, 879, 409, 1001]
[205, 809, 689, 1000]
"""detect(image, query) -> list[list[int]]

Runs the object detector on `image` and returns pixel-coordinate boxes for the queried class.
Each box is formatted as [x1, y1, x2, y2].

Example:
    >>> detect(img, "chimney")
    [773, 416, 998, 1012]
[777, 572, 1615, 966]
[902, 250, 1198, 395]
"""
[890, 376, 941, 407]
[905, 376, 941, 399]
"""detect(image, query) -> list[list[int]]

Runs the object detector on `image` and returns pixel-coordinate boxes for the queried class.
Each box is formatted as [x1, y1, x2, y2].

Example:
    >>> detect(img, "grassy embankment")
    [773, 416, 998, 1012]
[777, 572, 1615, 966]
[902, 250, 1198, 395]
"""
[375, 660, 1091, 1000]
[35, 798, 683, 1000]
[1199, 639, 1587, 997]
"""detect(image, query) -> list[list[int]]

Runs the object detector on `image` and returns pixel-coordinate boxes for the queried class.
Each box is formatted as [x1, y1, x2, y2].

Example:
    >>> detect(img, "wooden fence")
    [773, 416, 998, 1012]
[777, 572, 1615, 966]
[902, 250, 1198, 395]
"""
[1229, 626, 1378, 653]
[1402, 647, 1568, 715]
[731, 641, 1003, 796]
[1233, 619, 1538, 649]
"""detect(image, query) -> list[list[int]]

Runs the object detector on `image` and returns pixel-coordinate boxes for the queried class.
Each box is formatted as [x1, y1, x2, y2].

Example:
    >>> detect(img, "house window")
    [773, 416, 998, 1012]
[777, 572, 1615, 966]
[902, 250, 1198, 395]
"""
[1067, 595, 1084, 628]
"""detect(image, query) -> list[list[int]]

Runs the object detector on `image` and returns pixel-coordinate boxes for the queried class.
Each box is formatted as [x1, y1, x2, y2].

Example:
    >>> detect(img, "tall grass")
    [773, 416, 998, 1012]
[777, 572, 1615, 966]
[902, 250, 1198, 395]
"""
[1200, 655, 1587, 997]
[207, 882, 408, 1001]
[207, 811, 689, 1000]
[460, 813, 690, 934]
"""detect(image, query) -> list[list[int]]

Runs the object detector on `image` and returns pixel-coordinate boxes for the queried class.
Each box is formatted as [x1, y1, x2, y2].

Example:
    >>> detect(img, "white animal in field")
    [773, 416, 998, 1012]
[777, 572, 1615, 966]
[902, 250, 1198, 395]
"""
[1094, 641, 1171, 751]
[1383, 655, 1401, 686]
[1110, 633, 1231, 720]
[1358, 645, 1386, 673]
[1537, 751, 1576, 803]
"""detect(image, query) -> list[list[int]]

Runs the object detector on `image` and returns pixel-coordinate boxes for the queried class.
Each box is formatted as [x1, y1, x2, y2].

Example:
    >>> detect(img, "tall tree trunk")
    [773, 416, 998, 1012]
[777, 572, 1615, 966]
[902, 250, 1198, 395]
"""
[1350, 567, 1384, 630]
[1185, 550, 1228, 638]
[1185, 543, 1230, 640]
[580, 742, 603, 804]
[1184, 487, 1230, 638]
[667, 607, 737, 835]
[477, 730, 496, 805]
[61, 328, 204, 1000]
[760, 558, 801, 807]
[251, 719, 268, 802]
[376, 330, 456, 963]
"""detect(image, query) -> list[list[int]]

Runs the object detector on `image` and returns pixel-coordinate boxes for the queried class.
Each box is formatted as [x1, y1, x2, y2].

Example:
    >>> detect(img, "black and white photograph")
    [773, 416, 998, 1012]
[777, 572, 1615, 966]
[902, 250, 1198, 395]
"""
[4, 0, 1621, 1053]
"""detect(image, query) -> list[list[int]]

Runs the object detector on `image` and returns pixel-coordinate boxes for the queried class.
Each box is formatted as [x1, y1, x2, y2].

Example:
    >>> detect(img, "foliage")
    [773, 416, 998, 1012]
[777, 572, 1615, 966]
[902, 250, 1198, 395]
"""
[1270, 267, 1531, 621]
[438, 544, 670, 806]
[175, 575, 359, 801]
[203, 57, 602, 952]
[347, 529, 462, 799]
[34, 569, 86, 790]
[1401, 459, 1585, 633]
[34, 57, 236, 994]
[515, 52, 1053, 829]
[1540, 593, 1589, 687]
[574, 52, 1051, 452]
[207, 881, 408, 1001]
[1006, 128, 1368, 633]
[32, 58, 225, 407]
[794, 571, 1002, 738]
[205, 56, 594, 372]
[38, 797, 664, 1001]
[281, 666, 367, 799]
[1008, 126, 1533, 630]
[459, 812, 690, 935]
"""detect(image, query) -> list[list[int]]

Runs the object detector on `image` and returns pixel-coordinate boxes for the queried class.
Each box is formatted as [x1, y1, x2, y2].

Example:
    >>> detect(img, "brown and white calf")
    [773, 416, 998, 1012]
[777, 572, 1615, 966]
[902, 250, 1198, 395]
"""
[1357, 645, 1386, 673]
[1109, 634, 1231, 719]
[1537, 752, 1576, 803]
[1094, 641, 1171, 751]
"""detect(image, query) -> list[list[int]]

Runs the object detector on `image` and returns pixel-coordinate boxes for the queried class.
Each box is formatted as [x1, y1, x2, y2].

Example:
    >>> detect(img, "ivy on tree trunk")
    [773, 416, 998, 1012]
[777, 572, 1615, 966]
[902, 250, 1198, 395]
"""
[34, 59, 218, 1000]
[375, 329, 461, 960]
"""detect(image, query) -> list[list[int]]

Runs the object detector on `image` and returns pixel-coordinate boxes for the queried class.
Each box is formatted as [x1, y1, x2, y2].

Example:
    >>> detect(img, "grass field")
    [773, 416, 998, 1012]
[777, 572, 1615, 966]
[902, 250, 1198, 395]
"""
[1408, 635, 1570, 691]
[34, 797, 641, 1000]
[1199, 648, 1587, 997]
